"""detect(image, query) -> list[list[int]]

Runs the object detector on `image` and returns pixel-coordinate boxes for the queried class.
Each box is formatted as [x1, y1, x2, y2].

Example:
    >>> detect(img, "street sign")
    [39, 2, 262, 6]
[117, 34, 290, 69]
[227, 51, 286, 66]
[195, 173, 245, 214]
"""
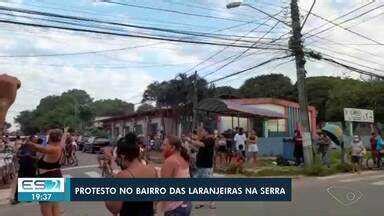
[343, 108, 374, 123]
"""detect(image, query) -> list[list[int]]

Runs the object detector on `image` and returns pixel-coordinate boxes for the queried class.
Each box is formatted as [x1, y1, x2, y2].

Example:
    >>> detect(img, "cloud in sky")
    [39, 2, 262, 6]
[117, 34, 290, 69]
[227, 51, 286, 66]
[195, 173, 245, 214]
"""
[0, 0, 383, 130]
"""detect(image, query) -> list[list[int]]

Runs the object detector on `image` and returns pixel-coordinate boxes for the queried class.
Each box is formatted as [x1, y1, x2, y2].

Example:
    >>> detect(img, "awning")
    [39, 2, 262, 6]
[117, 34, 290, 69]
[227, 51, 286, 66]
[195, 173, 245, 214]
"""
[197, 98, 285, 119]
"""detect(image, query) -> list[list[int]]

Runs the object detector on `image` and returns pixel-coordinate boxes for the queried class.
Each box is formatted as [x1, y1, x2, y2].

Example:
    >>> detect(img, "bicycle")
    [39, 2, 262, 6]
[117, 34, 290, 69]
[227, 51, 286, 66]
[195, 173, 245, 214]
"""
[361, 153, 376, 170]
[61, 149, 79, 167]
[1, 152, 17, 185]
[100, 158, 113, 177]
[376, 152, 384, 169]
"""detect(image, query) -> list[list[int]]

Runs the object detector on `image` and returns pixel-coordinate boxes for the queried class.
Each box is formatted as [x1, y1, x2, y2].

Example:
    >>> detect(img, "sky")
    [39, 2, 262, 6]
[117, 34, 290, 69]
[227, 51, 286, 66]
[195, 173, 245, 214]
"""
[0, 0, 383, 130]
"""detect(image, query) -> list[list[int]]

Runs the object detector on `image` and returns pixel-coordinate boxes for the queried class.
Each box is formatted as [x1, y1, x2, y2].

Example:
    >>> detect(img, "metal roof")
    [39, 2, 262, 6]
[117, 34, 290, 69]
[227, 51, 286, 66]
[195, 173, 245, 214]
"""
[197, 98, 286, 119]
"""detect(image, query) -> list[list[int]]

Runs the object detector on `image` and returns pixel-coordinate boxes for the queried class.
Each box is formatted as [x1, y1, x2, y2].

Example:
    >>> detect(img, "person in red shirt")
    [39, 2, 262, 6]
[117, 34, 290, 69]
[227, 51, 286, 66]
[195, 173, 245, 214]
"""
[370, 132, 377, 164]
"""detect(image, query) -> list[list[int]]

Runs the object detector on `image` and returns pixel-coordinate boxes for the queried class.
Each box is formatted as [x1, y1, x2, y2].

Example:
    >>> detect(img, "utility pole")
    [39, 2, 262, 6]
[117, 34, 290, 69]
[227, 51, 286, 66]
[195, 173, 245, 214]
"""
[290, 0, 313, 166]
[192, 71, 198, 130]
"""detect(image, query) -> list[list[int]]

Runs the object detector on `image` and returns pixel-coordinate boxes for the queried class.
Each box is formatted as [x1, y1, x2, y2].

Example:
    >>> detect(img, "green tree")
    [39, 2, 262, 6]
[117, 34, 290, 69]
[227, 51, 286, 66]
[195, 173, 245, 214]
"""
[325, 79, 371, 121]
[14, 110, 38, 134]
[299, 76, 340, 122]
[240, 74, 295, 99]
[16, 89, 94, 133]
[92, 99, 134, 116]
[137, 103, 155, 112]
[142, 73, 211, 107]
[211, 86, 240, 98]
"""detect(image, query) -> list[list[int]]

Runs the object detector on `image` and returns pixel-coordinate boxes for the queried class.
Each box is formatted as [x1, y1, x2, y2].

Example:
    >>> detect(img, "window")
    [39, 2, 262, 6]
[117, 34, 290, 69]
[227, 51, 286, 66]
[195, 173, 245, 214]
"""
[134, 124, 143, 135]
[150, 123, 158, 135]
[124, 126, 130, 135]
[267, 119, 286, 132]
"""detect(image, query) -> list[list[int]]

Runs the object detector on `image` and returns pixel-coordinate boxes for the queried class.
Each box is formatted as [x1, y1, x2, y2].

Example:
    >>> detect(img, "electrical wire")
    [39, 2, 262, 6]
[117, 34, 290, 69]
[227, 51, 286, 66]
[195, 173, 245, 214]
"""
[316, 56, 384, 79]
[0, 6, 275, 44]
[303, 4, 384, 45]
[4, 0, 238, 30]
[0, 18, 289, 58]
[183, 10, 285, 76]
[216, 57, 294, 85]
[307, 44, 384, 69]
[105, 0, 254, 23]
[302, 0, 374, 35]
[202, 19, 289, 78]
[209, 55, 293, 84]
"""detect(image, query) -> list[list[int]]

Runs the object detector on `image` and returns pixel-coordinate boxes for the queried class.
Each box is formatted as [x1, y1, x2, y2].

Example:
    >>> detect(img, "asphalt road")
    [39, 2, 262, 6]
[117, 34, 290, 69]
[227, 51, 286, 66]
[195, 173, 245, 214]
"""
[0, 151, 383, 216]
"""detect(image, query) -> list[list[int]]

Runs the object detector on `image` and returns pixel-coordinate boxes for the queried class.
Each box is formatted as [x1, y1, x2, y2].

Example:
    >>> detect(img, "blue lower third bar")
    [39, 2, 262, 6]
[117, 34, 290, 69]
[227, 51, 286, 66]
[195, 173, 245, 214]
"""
[18, 192, 68, 202]
[70, 178, 292, 202]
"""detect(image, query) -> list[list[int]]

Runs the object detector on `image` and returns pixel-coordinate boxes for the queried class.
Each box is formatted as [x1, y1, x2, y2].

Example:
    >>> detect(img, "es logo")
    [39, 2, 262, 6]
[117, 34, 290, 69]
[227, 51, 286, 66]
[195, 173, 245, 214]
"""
[18, 178, 64, 192]
[326, 186, 363, 206]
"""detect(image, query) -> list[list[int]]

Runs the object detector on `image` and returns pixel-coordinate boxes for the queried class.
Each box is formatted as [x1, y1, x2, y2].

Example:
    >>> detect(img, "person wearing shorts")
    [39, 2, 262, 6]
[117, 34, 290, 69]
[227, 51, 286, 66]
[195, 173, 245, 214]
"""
[215, 135, 227, 168]
[247, 131, 258, 166]
[350, 135, 364, 174]
[234, 128, 247, 158]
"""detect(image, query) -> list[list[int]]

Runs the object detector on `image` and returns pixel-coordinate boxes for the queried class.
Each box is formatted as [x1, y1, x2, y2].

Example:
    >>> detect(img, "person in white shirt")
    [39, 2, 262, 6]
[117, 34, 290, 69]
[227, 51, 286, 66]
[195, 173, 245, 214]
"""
[350, 135, 365, 174]
[234, 128, 247, 157]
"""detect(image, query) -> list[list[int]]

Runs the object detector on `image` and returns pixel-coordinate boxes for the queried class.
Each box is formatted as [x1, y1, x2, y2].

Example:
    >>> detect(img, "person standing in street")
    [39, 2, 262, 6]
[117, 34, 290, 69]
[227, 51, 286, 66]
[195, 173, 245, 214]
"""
[350, 135, 365, 174]
[318, 132, 331, 168]
[11, 136, 39, 205]
[215, 134, 227, 168]
[376, 133, 384, 167]
[247, 130, 258, 166]
[234, 128, 247, 158]
[160, 136, 191, 216]
[26, 129, 64, 216]
[105, 132, 158, 216]
[186, 127, 215, 210]
[293, 130, 303, 166]
[225, 130, 235, 165]
[370, 132, 378, 164]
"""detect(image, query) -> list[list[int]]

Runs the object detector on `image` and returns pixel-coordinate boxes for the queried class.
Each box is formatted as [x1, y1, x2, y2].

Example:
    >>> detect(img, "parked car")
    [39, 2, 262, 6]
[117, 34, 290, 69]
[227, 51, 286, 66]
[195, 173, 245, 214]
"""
[77, 136, 91, 151]
[82, 137, 110, 153]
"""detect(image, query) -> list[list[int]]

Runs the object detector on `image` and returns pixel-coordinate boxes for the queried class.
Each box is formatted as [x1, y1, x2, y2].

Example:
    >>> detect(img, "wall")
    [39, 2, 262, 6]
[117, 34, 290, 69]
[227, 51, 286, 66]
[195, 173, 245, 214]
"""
[257, 137, 294, 160]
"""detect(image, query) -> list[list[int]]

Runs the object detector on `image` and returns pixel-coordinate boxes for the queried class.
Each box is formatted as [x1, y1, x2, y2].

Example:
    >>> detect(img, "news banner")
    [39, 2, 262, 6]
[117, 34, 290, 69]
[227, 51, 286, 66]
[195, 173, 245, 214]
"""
[18, 178, 291, 202]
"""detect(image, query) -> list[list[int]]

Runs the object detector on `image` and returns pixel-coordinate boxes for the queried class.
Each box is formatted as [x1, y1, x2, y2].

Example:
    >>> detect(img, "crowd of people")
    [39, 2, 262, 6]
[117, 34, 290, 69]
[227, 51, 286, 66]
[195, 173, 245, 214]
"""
[292, 128, 384, 173]
[3, 125, 384, 216]
[101, 126, 260, 215]
[0, 129, 79, 214]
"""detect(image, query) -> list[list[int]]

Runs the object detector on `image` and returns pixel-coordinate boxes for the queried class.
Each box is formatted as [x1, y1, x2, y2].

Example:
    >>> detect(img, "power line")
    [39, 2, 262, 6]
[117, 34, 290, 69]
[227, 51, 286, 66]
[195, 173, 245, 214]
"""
[184, 10, 285, 76]
[3, 0, 242, 30]
[307, 45, 384, 69]
[302, 0, 374, 35]
[209, 55, 292, 84]
[310, 50, 384, 75]
[0, 8, 272, 58]
[0, 19, 289, 57]
[189, 51, 268, 74]
[203, 19, 288, 78]
[105, 0, 254, 23]
[0, 42, 162, 58]
[304, 4, 384, 45]
[154, 0, 269, 21]
[0, 61, 192, 69]
[217, 56, 294, 85]
[0, 6, 274, 44]
[317, 56, 384, 80]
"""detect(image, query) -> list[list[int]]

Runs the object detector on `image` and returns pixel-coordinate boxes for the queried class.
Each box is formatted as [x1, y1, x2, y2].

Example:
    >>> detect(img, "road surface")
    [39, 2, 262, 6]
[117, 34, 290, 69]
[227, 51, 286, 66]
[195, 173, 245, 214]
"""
[0, 151, 383, 216]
